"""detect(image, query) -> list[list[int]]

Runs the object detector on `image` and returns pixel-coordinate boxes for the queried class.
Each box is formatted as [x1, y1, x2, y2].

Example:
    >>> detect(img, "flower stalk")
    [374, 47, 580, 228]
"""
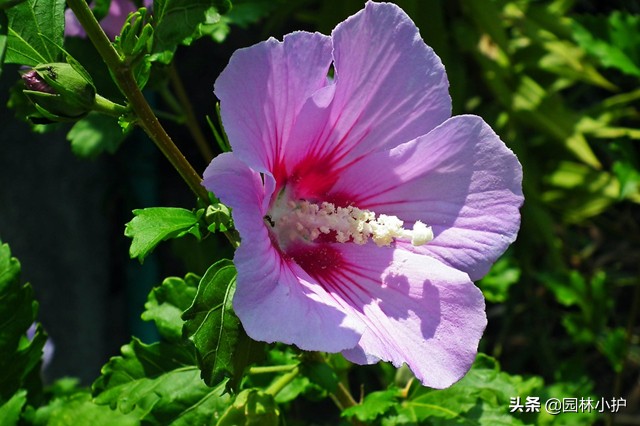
[264, 365, 300, 396]
[169, 63, 215, 162]
[248, 364, 299, 375]
[65, 0, 210, 202]
[93, 94, 129, 117]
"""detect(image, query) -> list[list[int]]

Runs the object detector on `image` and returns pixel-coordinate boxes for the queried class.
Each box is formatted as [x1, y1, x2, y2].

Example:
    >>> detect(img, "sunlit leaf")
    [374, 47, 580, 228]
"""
[217, 388, 279, 426]
[183, 259, 255, 387]
[151, 0, 232, 62]
[0, 390, 26, 426]
[573, 12, 640, 77]
[4, 0, 65, 65]
[124, 207, 202, 263]
[31, 391, 139, 426]
[93, 338, 230, 424]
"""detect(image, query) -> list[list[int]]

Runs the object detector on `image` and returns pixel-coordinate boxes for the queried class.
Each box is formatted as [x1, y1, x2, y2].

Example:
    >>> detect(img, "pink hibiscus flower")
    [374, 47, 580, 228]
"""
[203, 1, 523, 389]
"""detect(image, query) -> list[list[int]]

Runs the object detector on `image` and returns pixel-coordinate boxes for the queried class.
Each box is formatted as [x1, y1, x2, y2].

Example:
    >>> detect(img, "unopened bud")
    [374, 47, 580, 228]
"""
[20, 61, 96, 122]
[20, 69, 56, 94]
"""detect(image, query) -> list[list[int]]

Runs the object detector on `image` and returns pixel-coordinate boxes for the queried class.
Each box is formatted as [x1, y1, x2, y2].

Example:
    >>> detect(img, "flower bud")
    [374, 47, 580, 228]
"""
[20, 61, 96, 122]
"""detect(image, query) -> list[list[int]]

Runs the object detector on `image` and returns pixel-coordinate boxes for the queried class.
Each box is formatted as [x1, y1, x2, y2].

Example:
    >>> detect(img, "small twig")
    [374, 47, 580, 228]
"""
[66, 0, 209, 202]
[168, 63, 214, 162]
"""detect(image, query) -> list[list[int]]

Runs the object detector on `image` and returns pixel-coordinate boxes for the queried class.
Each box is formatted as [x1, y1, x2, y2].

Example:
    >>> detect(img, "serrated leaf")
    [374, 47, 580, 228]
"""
[124, 207, 201, 263]
[0, 241, 46, 402]
[342, 389, 398, 422]
[31, 391, 139, 426]
[4, 0, 65, 65]
[67, 112, 128, 159]
[217, 388, 279, 426]
[182, 259, 242, 386]
[0, 389, 26, 426]
[141, 273, 199, 342]
[93, 338, 230, 424]
[395, 354, 542, 425]
[151, 0, 232, 63]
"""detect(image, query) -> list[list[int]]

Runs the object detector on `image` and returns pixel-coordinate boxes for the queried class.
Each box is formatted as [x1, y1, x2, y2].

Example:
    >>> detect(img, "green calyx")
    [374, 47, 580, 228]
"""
[21, 58, 96, 122]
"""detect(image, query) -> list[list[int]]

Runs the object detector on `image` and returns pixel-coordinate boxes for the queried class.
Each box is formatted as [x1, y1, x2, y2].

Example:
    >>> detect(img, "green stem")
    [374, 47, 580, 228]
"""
[305, 352, 366, 426]
[158, 86, 184, 122]
[265, 366, 300, 396]
[92, 94, 128, 116]
[249, 364, 299, 375]
[169, 63, 215, 162]
[610, 277, 640, 426]
[66, 0, 210, 202]
[335, 381, 367, 426]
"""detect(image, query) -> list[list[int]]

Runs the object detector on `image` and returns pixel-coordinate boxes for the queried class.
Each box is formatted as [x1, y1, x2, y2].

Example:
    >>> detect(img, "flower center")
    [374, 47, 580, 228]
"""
[266, 193, 433, 249]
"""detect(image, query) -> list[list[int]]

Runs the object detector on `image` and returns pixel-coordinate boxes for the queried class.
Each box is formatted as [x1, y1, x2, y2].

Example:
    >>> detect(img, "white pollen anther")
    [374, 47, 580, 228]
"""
[268, 199, 433, 248]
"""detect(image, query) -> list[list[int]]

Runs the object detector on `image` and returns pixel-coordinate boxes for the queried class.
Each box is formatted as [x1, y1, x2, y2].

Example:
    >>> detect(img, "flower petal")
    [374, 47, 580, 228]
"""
[320, 243, 486, 389]
[203, 152, 273, 237]
[285, 1, 451, 171]
[233, 239, 365, 352]
[202, 153, 365, 352]
[329, 115, 523, 281]
[214, 31, 332, 173]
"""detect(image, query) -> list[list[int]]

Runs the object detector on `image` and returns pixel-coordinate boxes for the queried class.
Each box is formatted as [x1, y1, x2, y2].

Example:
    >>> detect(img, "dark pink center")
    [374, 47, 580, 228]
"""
[285, 243, 343, 281]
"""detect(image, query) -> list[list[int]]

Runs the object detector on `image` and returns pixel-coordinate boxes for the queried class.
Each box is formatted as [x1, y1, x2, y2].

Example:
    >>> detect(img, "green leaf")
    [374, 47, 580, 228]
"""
[92, 0, 112, 22]
[141, 273, 199, 343]
[183, 259, 246, 386]
[124, 207, 201, 263]
[151, 0, 232, 63]
[31, 391, 139, 426]
[217, 388, 280, 426]
[612, 160, 640, 201]
[573, 12, 640, 77]
[93, 338, 230, 424]
[300, 358, 339, 394]
[0, 241, 46, 402]
[189, 0, 283, 45]
[0, 11, 7, 75]
[598, 327, 627, 373]
[0, 389, 26, 426]
[394, 354, 543, 425]
[66, 112, 128, 159]
[5, 0, 65, 65]
[478, 256, 521, 303]
[273, 375, 310, 404]
[542, 161, 620, 223]
[230, 329, 266, 391]
[342, 389, 398, 422]
[0, 0, 28, 9]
